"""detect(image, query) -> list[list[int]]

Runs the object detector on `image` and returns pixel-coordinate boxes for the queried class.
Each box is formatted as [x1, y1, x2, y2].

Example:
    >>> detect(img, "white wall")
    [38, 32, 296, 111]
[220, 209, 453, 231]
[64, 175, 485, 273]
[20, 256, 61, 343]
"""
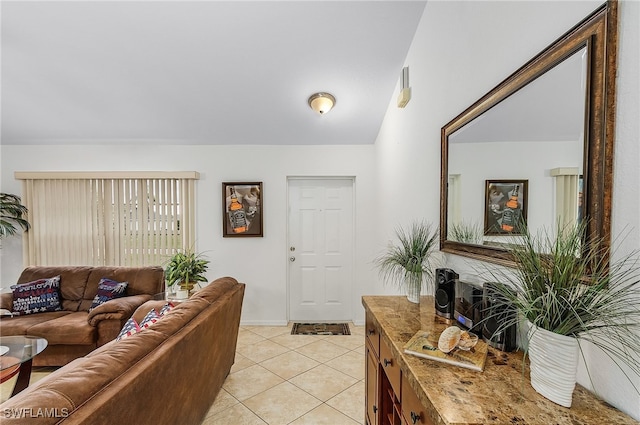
[374, 0, 638, 419]
[0, 144, 377, 325]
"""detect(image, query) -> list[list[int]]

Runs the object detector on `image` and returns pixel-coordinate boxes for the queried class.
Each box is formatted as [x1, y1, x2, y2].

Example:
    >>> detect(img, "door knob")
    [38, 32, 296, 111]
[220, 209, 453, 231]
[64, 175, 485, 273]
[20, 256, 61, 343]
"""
[289, 257, 296, 262]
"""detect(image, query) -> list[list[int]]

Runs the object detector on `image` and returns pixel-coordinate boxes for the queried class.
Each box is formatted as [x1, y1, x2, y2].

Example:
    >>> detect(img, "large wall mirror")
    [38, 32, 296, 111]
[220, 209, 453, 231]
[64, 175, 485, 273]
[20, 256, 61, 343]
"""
[440, 1, 618, 266]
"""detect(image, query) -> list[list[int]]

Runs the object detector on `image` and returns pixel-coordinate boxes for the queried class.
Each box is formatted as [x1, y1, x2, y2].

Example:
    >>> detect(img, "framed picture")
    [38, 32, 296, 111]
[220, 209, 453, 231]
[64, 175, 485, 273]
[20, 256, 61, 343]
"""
[222, 182, 263, 237]
[484, 180, 528, 235]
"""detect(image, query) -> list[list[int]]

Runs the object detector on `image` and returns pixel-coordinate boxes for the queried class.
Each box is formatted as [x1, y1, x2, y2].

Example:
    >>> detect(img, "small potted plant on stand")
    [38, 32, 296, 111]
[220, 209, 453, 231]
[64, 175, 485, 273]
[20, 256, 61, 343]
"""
[374, 221, 439, 303]
[483, 222, 640, 407]
[164, 248, 210, 299]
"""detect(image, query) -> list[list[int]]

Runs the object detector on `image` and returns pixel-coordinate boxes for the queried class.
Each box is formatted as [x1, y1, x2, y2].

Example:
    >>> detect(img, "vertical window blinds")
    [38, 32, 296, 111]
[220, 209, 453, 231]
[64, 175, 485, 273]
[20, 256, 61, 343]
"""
[15, 172, 199, 267]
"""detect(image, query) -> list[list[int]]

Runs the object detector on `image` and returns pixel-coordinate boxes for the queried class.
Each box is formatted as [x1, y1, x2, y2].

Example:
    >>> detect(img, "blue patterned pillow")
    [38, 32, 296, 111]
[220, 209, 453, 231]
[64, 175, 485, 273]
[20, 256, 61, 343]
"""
[116, 317, 140, 341]
[11, 276, 62, 316]
[139, 308, 161, 329]
[89, 278, 128, 311]
[158, 302, 174, 316]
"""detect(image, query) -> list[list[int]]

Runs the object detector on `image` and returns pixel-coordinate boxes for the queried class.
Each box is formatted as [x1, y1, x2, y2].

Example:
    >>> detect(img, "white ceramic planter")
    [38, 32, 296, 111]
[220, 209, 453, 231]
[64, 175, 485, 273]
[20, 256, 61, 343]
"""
[527, 321, 579, 407]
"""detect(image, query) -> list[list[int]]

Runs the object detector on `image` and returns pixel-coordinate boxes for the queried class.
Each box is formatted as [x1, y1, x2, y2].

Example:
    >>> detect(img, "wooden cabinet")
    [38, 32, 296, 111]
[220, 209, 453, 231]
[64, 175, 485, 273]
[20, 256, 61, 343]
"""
[365, 312, 380, 425]
[365, 312, 432, 425]
[363, 296, 638, 425]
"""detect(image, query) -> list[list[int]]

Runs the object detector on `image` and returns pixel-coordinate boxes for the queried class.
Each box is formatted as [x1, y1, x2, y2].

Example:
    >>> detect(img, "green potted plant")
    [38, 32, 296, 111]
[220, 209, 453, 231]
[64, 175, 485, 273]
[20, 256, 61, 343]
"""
[448, 221, 483, 245]
[483, 222, 640, 407]
[374, 221, 439, 303]
[164, 248, 210, 295]
[0, 193, 30, 240]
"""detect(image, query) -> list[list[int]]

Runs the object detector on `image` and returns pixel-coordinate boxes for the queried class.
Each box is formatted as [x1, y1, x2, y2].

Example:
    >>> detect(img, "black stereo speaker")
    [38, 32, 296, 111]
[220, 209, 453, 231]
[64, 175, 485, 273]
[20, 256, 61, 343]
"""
[435, 268, 457, 319]
[482, 282, 517, 352]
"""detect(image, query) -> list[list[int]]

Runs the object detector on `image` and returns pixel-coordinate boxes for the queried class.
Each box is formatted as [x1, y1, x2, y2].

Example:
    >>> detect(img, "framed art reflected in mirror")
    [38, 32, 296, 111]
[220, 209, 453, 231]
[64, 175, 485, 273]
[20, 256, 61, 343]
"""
[484, 180, 528, 236]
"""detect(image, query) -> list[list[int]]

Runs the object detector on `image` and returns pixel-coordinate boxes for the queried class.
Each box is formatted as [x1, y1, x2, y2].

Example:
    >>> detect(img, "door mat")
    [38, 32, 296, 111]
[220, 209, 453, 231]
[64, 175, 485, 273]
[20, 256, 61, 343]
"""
[291, 323, 350, 336]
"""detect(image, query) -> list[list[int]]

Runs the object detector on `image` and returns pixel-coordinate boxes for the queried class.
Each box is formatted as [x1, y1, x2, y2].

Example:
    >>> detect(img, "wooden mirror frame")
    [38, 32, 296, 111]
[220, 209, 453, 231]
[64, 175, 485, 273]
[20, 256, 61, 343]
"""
[440, 1, 618, 267]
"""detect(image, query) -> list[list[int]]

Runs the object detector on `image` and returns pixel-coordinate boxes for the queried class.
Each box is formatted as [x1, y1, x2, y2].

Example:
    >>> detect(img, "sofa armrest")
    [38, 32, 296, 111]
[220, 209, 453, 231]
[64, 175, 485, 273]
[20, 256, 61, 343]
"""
[87, 294, 152, 326]
[0, 292, 14, 311]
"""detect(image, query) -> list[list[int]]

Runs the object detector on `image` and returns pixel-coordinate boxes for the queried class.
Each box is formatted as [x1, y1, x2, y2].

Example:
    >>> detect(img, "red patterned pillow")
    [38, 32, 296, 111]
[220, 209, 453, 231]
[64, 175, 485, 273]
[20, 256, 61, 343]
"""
[11, 276, 62, 316]
[158, 302, 174, 316]
[139, 308, 161, 329]
[116, 317, 141, 341]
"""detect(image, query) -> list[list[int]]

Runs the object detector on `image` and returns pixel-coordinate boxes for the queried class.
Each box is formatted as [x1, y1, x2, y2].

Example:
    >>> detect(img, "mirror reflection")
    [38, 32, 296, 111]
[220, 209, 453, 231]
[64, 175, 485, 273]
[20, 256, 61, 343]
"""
[446, 47, 587, 250]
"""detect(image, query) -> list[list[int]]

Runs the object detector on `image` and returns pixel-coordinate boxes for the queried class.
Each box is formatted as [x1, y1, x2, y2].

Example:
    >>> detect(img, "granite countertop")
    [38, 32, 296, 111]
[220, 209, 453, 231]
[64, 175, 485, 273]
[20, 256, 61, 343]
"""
[363, 295, 639, 425]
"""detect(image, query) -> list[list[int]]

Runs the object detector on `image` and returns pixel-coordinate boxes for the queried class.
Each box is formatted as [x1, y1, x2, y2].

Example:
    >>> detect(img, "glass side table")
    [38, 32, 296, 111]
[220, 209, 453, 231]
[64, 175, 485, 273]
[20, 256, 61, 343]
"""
[0, 335, 48, 397]
[152, 291, 191, 303]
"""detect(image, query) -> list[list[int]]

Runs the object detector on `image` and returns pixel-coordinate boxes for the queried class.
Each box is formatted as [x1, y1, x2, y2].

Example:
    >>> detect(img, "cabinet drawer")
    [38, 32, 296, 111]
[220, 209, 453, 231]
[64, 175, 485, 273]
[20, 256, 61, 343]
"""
[379, 337, 401, 397]
[365, 312, 380, 358]
[401, 378, 433, 425]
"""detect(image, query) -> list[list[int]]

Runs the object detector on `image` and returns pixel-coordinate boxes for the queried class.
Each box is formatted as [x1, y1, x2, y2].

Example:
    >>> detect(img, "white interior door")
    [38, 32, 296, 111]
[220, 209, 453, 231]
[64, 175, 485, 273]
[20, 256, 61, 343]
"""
[288, 178, 354, 322]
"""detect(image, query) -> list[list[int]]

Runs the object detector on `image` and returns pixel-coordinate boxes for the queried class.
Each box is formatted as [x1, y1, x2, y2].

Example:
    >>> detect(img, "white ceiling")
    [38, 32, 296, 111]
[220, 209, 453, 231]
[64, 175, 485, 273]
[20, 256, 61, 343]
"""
[1, 1, 426, 146]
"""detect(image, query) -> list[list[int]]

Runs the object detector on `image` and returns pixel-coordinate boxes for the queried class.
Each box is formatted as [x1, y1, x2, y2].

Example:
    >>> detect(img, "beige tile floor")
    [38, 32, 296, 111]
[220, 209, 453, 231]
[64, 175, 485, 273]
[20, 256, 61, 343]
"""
[201, 323, 366, 425]
[1, 324, 366, 425]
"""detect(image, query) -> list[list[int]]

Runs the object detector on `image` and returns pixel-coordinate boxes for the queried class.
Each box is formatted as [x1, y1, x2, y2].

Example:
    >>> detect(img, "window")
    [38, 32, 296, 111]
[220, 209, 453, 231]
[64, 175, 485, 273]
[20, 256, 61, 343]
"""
[15, 172, 199, 267]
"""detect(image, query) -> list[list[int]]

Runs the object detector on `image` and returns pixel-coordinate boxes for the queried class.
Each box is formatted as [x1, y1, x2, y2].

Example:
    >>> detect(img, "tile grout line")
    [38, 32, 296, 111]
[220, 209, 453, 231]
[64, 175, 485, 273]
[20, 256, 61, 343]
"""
[206, 324, 365, 425]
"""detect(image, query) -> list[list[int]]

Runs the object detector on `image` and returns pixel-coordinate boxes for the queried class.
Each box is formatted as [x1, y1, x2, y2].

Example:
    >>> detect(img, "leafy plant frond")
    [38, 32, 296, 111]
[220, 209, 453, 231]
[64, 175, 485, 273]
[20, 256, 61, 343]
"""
[0, 193, 30, 240]
[449, 221, 483, 245]
[164, 247, 210, 286]
[374, 221, 438, 290]
[482, 220, 640, 394]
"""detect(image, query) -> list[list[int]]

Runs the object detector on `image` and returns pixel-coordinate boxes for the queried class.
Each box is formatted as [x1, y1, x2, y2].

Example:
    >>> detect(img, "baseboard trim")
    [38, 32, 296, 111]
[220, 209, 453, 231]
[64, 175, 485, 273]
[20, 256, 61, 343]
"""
[240, 320, 289, 326]
[240, 319, 364, 327]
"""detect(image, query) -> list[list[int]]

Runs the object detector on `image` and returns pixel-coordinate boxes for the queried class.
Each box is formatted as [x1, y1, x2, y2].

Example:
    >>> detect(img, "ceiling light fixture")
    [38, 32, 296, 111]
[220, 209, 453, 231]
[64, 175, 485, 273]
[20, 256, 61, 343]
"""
[308, 92, 336, 115]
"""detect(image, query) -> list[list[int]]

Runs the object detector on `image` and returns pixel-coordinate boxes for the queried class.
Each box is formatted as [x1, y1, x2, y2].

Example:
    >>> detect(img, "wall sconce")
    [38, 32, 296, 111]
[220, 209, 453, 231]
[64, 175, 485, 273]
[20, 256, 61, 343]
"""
[308, 92, 336, 115]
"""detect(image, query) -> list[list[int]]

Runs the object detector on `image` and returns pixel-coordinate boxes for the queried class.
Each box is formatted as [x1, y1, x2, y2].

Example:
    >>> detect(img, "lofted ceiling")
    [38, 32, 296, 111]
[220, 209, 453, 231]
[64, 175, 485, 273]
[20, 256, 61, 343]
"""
[1, 1, 426, 146]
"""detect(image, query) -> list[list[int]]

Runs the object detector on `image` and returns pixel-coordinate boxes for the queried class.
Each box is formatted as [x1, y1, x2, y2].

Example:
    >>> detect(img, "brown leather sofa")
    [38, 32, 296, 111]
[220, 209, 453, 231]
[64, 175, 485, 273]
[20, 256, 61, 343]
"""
[0, 277, 245, 425]
[0, 266, 165, 366]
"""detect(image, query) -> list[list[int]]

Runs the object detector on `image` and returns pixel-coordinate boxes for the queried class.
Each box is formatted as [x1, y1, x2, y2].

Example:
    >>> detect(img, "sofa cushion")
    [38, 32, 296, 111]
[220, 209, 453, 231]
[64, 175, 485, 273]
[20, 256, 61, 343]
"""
[0, 311, 71, 336]
[18, 266, 94, 312]
[26, 312, 96, 345]
[79, 267, 164, 311]
[11, 276, 63, 316]
[89, 278, 128, 311]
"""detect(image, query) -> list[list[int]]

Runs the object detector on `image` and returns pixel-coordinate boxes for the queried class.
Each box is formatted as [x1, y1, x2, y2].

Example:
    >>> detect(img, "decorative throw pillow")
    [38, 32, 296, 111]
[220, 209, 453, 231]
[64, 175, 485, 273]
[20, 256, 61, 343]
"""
[158, 302, 174, 316]
[116, 317, 141, 341]
[139, 308, 161, 329]
[89, 278, 128, 311]
[11, 276, 63, 316]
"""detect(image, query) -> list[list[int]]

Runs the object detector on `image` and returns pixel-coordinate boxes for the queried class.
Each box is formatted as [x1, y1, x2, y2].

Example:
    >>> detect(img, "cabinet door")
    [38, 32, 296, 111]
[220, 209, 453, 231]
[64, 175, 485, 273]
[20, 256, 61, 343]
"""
[380, 337, 401, 397]
[401, 377, 434, 425]
[366, 343, 379, 425]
